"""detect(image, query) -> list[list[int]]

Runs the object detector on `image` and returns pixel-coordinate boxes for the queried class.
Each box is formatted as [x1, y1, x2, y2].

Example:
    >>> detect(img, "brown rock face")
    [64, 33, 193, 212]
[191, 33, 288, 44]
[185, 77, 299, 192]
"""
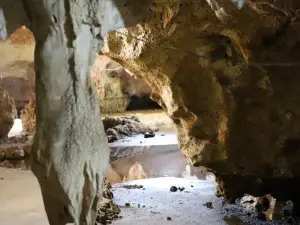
[21, 100, 36, 135]
[103, 0, 300, 201]
[0, 87, 17, 137]
[91, 54, 152, 113]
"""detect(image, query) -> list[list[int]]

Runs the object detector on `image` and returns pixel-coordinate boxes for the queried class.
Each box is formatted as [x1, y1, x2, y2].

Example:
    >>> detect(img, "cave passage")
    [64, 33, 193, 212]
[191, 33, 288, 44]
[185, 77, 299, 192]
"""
[126, 94, 162, 111]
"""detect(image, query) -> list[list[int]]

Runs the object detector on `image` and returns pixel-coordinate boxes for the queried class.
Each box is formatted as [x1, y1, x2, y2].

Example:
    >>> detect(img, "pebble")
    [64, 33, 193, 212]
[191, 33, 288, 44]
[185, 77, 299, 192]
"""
[170, 186, 178, 192]
[204, 202, 213, 209]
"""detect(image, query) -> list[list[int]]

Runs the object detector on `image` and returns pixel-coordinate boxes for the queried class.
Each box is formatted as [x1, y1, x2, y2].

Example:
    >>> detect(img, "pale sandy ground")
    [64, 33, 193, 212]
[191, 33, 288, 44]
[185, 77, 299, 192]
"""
[0, 168, 246, 225]
[0, 112, 283, 225]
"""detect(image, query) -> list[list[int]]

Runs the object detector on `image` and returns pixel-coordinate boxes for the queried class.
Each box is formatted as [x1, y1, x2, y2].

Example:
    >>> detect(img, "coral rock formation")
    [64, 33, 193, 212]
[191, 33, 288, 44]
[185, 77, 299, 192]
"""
[102, 0, 300, 202]
[91, 54, 152, 113]
[0, 87, 17, 137]
[20, 100, 35, 135]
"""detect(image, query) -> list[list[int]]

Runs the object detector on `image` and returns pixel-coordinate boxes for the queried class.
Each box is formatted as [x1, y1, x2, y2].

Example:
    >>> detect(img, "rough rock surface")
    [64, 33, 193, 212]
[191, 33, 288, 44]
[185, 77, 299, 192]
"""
[102, 0, 300, 202]
[20, 100, 35, 135]
[103, 116, 157, 143]
[97, 180, 121, 225]
[0, 87, 17, 137]
[0, 135, 31, 161]
[91, 54, 152, 113]
[0, 61, 35, 111]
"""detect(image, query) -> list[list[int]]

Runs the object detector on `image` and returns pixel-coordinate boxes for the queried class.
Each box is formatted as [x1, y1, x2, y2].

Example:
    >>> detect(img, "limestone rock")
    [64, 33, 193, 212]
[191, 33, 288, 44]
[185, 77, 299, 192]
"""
[102, 116, 157, 143]
[0, 87, 17, 137]
[91, 54, 152, 113]
[0, 135, 31, 161]
[20, 100, 36, 135]
[97, 179, 121, 225]
[102, 0, 300, 201]
[0, 60, 35, 111]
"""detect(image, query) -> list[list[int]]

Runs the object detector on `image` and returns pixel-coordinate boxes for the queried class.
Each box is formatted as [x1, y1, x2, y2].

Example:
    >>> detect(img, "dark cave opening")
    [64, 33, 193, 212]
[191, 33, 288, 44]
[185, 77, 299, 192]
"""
[126, 95, 161, 111]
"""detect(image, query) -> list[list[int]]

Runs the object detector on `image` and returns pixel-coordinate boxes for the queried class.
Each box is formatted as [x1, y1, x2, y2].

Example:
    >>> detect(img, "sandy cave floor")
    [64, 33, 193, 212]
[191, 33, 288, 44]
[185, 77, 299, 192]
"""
[0, 110, 294, 225]
[0, 168, 288, 225]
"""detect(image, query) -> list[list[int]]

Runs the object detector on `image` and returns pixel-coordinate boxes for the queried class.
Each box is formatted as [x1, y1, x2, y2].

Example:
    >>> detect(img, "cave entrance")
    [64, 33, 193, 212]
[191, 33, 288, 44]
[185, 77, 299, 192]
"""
[126, 94, 162, 111]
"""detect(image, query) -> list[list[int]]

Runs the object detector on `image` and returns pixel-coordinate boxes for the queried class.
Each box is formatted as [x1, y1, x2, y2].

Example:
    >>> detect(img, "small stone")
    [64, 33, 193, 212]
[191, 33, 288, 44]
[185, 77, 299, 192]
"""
[143, 205, 145, 208]
[0, 177, 3, 180]
[106, 220, 112, 224]
[167, 217, 172, 221]
[138, 204, 140, 208]
[125, 203, 130, 207]
[179, 187, 185, 191]
[119, 216, 123, 219]
[144, 131, 155, 138]
[191, 185, 193, 187]
[204, 202, 213, 209]
[170, 186, 178, 192]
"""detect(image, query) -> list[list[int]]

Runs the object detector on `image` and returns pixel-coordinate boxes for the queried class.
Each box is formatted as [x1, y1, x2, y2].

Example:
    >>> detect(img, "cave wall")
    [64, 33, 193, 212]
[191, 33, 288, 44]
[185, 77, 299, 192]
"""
[102, 0, 300, 200]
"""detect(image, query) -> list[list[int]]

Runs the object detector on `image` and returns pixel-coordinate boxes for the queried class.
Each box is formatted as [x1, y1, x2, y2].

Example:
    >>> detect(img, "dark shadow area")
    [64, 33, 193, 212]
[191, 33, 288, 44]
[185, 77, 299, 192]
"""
[126, 95, 161, 111]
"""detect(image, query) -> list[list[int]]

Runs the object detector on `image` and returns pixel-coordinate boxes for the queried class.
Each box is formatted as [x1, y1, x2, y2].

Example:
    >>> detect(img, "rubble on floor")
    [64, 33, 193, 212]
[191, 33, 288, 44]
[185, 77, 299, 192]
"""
[0, 135, 31, 162]
[102, 116, 158, 143]
[97, 179, 121, 225]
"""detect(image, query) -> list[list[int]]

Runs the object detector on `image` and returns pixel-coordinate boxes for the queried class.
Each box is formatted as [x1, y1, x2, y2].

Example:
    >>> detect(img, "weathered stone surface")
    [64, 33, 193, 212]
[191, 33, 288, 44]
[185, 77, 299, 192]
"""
[0, 87, 17, 137]
[102, 0, 300, 201]
[21, 99, 35, 135]
[97, 179, 121, 225]
[91, 54, 152, 113]
[103, 116, 157, 142]
[0, 60, 35, 111]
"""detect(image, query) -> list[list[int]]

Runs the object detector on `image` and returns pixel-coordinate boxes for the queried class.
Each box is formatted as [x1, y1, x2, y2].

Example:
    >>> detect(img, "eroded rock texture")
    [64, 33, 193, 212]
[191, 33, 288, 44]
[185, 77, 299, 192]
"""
[91, 54, 152, 113]
[21, 99, 35, 135]
[103, 0, 300, 202]
[0, 87, 17, 137]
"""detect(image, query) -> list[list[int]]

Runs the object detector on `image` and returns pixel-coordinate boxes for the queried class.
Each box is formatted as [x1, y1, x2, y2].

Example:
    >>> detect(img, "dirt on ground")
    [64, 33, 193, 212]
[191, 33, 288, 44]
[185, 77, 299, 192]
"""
[103, 116, 158, 143]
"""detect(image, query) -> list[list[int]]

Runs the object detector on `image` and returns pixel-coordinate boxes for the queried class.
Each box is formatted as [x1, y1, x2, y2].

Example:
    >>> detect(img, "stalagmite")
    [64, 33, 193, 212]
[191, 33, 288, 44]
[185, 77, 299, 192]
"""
[1, 0, 152, 224]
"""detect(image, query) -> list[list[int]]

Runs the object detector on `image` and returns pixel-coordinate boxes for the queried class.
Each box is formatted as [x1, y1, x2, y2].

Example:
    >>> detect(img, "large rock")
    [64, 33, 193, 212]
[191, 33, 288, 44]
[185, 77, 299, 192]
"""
[0, 87, 17, 137]
[102, 0, 300, 202]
